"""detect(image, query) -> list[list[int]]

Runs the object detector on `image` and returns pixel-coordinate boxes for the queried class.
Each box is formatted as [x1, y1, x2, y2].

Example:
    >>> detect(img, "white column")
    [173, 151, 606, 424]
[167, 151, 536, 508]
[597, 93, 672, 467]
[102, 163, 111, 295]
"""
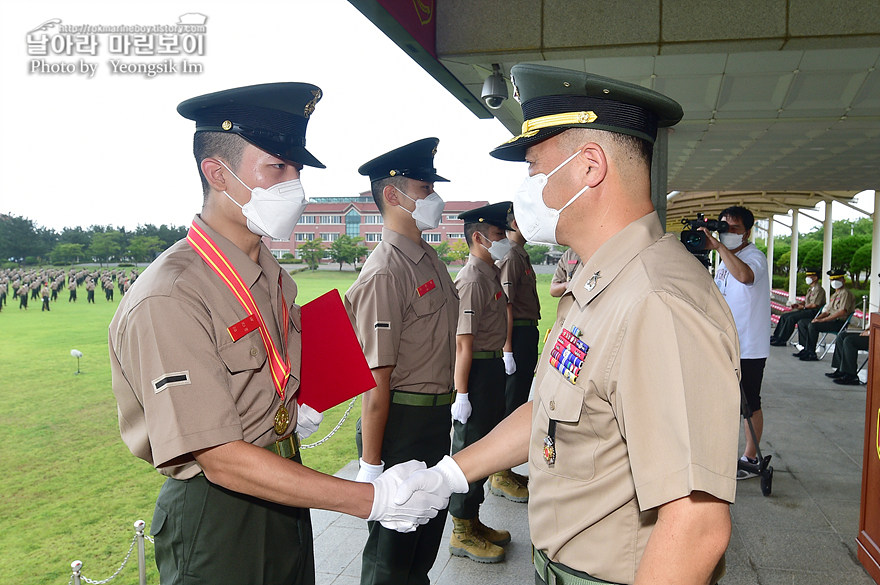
[822, 201, 833, 295]
[788, 210, 799, 302]
[766, 218, 775, 291]
[871, 190, 880, 313]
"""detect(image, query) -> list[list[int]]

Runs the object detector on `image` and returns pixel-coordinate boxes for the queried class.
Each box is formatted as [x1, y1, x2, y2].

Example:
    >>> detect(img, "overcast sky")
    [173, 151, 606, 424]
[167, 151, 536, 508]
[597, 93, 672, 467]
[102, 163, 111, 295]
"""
[0, 0, 872, 234]
[0, 0, 525, 232]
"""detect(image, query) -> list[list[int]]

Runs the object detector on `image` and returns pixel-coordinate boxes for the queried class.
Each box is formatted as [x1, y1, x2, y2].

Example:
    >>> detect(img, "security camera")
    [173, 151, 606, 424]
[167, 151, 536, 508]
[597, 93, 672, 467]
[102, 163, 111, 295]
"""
[481, 64, 508, 110]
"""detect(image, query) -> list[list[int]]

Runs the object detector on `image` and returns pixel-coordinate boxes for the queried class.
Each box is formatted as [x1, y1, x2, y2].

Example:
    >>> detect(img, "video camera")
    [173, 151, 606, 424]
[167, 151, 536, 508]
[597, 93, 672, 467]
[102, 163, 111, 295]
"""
[680, 213, 729, 266]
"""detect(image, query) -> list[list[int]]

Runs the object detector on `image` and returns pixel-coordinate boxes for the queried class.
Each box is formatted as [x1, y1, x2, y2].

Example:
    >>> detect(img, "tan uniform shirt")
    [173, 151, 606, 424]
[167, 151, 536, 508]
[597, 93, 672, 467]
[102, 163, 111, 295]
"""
[552, 248, 582, 285]
[827, 286, 855, 315]
[498, 241, 541, 321]
[529, 212, 740, 584]
[345, 228, 458, 394]
[804, 284, 826, 307]
[454, 254, 507, 352]
[109, 215, 302, 480]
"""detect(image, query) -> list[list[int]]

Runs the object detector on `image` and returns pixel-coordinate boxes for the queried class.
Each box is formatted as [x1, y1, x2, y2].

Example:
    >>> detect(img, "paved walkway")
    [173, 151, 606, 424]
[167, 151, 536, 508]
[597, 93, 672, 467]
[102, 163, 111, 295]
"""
[313, 341, 875, 585]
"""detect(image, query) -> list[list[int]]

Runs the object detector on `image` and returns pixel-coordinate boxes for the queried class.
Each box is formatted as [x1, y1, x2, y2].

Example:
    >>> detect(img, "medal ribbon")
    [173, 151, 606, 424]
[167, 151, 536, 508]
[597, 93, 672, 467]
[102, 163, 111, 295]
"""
[187, 222, 290, 399]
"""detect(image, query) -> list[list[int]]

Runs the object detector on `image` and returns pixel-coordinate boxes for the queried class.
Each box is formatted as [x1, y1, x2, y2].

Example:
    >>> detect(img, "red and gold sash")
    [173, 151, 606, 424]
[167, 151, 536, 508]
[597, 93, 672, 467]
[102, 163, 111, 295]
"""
[187, 222, 290, 401]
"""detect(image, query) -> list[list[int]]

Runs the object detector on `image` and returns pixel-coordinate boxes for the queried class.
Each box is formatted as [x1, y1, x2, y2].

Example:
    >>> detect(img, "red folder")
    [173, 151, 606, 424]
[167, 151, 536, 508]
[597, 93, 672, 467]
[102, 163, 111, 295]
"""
[298, 289, 376, 412]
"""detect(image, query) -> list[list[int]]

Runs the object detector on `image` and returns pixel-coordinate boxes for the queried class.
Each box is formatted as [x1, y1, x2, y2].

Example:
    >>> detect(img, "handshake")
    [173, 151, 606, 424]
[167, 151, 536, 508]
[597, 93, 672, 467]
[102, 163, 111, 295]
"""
[363, 456, 469, 532]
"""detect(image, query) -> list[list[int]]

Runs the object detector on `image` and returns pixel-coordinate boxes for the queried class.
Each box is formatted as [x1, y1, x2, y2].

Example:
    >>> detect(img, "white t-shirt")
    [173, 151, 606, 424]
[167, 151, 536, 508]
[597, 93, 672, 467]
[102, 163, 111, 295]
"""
[714, 243, 770, 359]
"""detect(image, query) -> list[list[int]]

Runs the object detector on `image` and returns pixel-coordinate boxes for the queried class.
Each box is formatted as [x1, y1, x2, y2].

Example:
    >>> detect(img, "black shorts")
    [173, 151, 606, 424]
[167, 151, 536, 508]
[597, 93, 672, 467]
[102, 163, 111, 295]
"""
[740, 358, 766, 415]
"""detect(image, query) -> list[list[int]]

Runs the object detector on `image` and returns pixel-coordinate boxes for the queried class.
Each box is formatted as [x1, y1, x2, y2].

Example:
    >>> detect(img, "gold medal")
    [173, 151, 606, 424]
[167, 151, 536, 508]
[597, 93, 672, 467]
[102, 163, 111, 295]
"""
[274, 404, 290, 435]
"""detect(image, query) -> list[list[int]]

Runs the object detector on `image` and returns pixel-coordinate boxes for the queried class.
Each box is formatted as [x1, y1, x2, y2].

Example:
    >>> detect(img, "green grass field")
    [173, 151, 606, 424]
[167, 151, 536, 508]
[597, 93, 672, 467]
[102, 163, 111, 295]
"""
[0, 267, 557, 584]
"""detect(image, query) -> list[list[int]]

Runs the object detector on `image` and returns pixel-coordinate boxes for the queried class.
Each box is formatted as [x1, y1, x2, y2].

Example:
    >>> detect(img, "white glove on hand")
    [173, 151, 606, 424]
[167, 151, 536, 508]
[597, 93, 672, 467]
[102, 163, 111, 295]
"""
[503, 351, 516, 375]
[369, 460, 446, 532]
[450, 392, 472, 424]
[295, 402, 323, 439]
[395, 455, 469, 507]
[356, 458, 385, 483]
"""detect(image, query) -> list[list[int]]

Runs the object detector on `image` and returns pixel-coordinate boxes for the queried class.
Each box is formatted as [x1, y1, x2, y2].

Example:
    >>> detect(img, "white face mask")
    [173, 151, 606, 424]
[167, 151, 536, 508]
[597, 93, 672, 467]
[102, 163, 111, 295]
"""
[805, 277, 814, 285]
[513, 151, 589, 245]
[831, 279, 844, 289]
[395, 187, 444, 231]
[219, 160, 308, 240]
[719, 232, 745, 250]
[481, 236, 512, 262]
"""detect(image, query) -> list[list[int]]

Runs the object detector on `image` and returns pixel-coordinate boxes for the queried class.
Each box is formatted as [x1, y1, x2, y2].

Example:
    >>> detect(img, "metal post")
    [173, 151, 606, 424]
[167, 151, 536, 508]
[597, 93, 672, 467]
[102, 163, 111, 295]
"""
[71, 560, 82, 585]
[788, 210, 799, 302]
[135, 520, 147, 585]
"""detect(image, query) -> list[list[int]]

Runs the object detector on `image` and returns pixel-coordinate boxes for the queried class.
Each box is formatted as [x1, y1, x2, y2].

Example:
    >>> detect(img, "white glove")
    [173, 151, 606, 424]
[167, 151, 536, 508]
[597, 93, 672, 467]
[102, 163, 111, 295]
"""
[369, 460, 446, 532]
[356, 458, 385, 483]
[295, 402, 323, 439]
[451, 392, 471, 424]
[503, 351, 516, 375]
[395, 455, 469, 507]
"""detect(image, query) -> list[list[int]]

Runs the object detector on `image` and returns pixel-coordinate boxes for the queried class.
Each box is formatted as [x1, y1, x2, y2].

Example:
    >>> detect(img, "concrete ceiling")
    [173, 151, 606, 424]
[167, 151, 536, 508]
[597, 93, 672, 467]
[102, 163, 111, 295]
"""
[350, 0, 880, 205]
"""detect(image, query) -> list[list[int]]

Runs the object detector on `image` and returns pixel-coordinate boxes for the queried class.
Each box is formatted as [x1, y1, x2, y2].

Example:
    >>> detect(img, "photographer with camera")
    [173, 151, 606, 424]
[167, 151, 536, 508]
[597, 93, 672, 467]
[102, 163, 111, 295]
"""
[699, 206, 771, 480]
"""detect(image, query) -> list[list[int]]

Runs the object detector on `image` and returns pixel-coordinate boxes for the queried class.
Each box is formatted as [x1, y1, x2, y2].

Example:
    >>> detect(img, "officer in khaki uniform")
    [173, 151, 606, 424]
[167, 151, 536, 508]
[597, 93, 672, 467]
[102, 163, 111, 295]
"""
[109, 83, 448, 585]
[395, 65, 740, 585]
[488, 205, 540, 503]
[770, 269, 825, 345]
[344, 138, 459, 585]
[550, 248, 582, 297]
[448, 202, 514, 563]
[793, 268, 856, 361]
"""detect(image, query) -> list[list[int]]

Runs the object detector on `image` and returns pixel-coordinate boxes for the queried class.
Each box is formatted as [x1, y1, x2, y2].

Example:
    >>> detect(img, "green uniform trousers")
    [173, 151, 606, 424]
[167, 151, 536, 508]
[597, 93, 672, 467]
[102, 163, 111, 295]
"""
[450, 357, 505, 519]
[152, 469, 314, 585]
[505, 324, 538, 417]
[356, 398, 452, 585]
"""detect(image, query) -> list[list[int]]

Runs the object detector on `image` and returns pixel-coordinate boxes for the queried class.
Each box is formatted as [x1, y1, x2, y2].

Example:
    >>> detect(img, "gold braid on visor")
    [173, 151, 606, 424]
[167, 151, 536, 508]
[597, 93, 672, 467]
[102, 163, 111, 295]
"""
[521, 110, 598, 133]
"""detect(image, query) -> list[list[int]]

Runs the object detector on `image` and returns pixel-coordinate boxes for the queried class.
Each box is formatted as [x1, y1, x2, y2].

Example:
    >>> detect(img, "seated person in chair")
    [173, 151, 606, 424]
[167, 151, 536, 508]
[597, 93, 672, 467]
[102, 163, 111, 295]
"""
[826, 329, 870, 386]
[770, 269, 825, 346]
[793, 269, 855, 361]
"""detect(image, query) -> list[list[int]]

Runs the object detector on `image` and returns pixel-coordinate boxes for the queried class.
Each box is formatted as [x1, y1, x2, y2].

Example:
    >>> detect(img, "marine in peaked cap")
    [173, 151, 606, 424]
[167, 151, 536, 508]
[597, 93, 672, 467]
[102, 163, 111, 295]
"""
[110, 81, 443, 585]
[490, 63, 684, 162]
[458, 201, 513, 230]
[177, 82, 326, 168]
[395, 64, 740, 585]
[358, 137, 449, 183]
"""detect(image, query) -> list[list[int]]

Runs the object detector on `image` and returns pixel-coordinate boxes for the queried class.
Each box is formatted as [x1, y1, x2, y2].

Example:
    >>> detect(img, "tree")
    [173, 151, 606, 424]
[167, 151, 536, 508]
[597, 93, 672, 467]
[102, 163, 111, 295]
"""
[328, 235, 364, 270]
[298, 237, 324, 270]
[448, 240, 469, 264]
[850, 243, 873, 287]
[525, 243, 550, 265]
[798, 240, 822, 270]
[432, 241, 453, 264]
[0, 214, 42, 263]
[50, 243, 84, 265]
[89, 231, 123, 266]
[128, 235, 164, 265]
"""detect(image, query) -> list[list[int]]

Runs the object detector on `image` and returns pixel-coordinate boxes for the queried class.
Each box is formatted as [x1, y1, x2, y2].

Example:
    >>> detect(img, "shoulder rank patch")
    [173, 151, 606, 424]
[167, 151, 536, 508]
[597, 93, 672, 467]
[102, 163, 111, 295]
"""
[374, 321, 391, 329]
[153, 371, 191, 394]
[417, 279, 435, 297]
[463, 309, 475, 315]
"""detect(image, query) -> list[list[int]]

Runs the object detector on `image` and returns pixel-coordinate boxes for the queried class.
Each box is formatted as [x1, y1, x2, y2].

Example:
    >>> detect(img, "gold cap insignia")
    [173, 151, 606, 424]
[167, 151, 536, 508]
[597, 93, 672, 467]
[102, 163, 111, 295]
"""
[304, 89, 322, 119]
[221, 120, 233, 131]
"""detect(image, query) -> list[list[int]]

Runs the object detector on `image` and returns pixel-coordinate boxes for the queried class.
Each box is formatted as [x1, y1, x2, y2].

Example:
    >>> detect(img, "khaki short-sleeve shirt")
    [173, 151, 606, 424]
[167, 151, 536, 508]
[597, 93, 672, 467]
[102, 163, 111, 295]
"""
[805, 284, 826, 307]
[827, 286, 855, 315]
[498, 241, 541, 321]
[454, 254, 507, 352]
[552, 248, 582, 285]
[529, 212, 740, 584]
[344, 228, 458, 394]
[109, 215, 302, 480]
